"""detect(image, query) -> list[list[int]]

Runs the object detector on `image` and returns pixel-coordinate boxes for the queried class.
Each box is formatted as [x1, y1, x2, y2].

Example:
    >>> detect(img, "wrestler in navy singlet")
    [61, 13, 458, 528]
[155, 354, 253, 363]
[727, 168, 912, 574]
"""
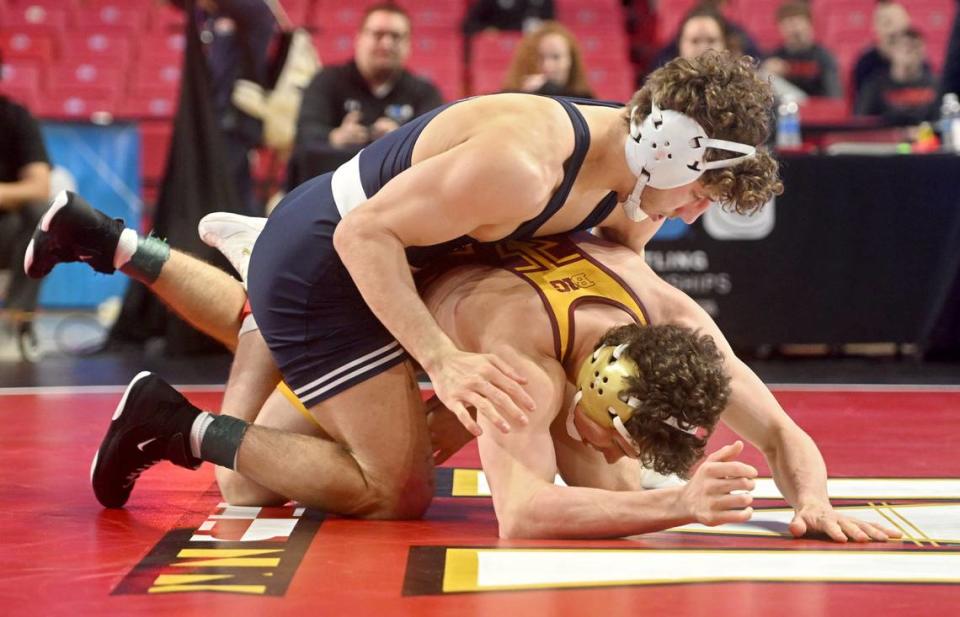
[247, 96, 624, 407]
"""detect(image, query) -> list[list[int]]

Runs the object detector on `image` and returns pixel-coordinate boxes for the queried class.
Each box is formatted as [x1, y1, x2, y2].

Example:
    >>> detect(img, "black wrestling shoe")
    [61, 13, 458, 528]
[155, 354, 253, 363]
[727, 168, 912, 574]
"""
[91, 372, 202, 509]
[23, 190, 125, 279]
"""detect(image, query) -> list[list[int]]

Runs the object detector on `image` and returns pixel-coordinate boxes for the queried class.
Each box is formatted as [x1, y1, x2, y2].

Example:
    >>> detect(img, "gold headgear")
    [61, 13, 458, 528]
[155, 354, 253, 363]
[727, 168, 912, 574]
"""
[565, 344, 700, 455]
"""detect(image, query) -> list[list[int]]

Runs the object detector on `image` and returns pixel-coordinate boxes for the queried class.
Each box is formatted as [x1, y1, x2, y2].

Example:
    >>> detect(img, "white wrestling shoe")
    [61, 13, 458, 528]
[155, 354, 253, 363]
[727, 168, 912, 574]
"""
[197, 212, 267, 288]
[639, 466, 687, 489]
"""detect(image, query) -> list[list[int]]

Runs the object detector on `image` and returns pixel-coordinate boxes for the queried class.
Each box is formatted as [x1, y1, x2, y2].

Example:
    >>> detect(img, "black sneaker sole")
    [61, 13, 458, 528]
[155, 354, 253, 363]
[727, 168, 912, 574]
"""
[23, 191, 71, 279]
[90, 370, 153, 508]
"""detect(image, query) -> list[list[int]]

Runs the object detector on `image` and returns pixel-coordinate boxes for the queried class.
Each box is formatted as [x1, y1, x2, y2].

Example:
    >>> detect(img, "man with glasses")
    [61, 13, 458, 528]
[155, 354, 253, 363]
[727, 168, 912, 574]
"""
[291, 3, 443, 180]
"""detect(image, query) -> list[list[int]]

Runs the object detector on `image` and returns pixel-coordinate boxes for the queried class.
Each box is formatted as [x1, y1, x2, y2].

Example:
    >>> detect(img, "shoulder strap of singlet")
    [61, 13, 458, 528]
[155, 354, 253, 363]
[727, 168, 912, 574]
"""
[504, 98, 591, 240]
[492, 235, 650, 364]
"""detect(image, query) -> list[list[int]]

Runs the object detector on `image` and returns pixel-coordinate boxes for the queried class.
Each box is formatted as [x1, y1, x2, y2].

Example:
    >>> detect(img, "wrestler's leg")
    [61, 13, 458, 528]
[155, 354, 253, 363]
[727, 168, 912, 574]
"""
[233, 361, 434, 518]
[147, 250, 247, 349]
[24, 190, 246, 350]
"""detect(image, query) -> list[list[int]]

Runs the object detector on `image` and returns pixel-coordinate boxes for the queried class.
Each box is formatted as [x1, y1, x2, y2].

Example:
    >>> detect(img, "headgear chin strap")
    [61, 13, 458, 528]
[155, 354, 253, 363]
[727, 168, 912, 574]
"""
[622, 102, 757, 222]
[565, 344, 700, 455]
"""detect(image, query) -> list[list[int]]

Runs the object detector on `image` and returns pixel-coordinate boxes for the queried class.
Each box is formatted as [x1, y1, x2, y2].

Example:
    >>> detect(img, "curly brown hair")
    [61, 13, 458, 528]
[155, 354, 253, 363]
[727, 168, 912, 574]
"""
[596, 323, 731, 477]
[626, 51, 784, 214]
[502, 21, 594, 98]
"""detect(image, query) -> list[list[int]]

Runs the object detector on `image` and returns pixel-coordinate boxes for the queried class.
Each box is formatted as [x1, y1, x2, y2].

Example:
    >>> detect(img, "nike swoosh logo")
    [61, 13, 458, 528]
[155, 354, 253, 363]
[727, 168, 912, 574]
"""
[137, 438, 157, 451]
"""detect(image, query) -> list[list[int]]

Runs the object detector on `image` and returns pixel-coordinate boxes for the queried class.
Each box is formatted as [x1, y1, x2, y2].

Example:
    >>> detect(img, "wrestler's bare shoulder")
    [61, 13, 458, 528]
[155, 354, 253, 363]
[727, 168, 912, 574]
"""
[411, 94, 575, 166]
[422, 263, 555, 359]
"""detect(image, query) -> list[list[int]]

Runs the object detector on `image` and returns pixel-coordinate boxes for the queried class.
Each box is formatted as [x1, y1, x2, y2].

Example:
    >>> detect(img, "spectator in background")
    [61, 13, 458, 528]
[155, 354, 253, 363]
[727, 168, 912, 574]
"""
[291, 3, 443, 184]
[177, 0, 277, 216]
[651, 1, 759, 70]
[462, 0, 554, 35]
[763, 1, 842, 98]
[0, 66, 51, 359]
[501, 21, 594, 98]
[852, 1, 916, 107]
[856, 28, 938, 126]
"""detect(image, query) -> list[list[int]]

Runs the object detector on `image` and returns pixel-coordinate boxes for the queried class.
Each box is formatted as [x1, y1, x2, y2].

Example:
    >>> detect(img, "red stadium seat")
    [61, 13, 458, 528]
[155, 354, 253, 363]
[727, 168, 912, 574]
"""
[34, 86, 118, 119]
[0, 31, 56, 63]
[822, 3, 872, 48]
[586, 61, 634, 102]
[117, 89, 177, 120]
[74, 3, 145, 33]
[655, 0, 698, 45]
[0, 60, 42, 93]
[471, 30, 523, 66]
[470, 65, 506, 95]
[408, 2, 464, 32]
[0, 83, 39, 108]
[575, 29, 629, 63]
[140, 31, 185, 64]
[131, 60, 182, 94]
[407, 56, 462, 101]
[556, 0, 623, 31]
[4, 4, 67, 36]
[50, 62, 124, 90]
[312, 29, 354, 65]
[149, 3, 186, 32]
[410, 31, 462, 65]
[311, 0, 365, 32]
[61, 32, 131, 65]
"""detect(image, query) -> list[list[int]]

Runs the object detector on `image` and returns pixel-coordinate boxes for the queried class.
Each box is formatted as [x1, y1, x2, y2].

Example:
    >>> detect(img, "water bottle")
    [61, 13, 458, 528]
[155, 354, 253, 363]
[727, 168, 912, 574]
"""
[776, 98, 802, 150]
[939, 93, 960, 153]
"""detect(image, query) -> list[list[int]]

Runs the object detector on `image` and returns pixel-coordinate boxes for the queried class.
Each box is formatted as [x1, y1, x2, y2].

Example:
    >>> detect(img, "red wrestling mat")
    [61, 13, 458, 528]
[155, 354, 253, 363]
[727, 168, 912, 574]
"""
[1, 385, 959, 616]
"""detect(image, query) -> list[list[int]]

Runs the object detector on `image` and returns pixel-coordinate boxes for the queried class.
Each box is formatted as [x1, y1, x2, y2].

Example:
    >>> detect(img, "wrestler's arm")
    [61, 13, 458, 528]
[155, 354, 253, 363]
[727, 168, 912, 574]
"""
[669, 295, 900, 542]
[333, 141, 547, 434]
[478, 352, 686, 538]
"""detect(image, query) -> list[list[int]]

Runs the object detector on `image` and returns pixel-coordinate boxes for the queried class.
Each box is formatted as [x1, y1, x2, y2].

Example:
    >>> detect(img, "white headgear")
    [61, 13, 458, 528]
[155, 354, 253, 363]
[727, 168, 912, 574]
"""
[622, 102, 757, 222]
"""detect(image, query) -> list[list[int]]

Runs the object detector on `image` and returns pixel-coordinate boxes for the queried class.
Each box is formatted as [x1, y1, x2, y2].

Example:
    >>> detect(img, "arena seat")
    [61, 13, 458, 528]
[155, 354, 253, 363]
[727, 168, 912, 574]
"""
[61, 32, 131, 65]
[0, 31, 56, 64]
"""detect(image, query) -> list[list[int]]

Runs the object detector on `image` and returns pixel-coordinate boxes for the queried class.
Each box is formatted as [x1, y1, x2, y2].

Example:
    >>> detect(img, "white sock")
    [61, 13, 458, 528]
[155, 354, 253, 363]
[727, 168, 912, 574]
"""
[189, 411, 216, 460]
[114, 227, 139, 269]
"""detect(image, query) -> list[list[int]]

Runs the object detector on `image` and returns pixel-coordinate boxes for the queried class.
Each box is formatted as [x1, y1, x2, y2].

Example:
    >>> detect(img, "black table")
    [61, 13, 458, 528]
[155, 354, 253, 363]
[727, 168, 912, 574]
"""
[647, 153, 960, 351]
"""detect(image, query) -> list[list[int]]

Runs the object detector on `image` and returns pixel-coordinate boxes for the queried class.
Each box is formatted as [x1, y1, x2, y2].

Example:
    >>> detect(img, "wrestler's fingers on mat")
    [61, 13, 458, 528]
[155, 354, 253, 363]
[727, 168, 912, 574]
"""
[821, 518, 849, 543]
[450, 402, 483, 437]
[855, 520, 893, 541]
[839, 518, 872, 543]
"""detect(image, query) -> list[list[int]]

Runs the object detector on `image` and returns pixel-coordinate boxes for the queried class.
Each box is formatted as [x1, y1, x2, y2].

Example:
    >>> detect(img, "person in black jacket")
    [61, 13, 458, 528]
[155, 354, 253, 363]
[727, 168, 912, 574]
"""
[0, 76, 50, 359]
[291, 3, 443, 182]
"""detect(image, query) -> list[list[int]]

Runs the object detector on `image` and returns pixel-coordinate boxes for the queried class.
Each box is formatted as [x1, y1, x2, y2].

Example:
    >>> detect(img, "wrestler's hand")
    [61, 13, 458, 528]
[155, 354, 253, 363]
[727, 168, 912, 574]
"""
[789, 504, 902, 543]
[425, 396, 477, 464]
[428, 350, 536, 436]
[678, 441, 757, 526]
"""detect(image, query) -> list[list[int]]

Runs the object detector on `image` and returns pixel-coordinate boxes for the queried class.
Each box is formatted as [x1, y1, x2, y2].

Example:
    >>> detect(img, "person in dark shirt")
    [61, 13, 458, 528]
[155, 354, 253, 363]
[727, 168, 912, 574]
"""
[291, 3, 443, 183]
[852, 1, 913, 107]
[0, 86, 51, 359]
[501, 21, 594, 98]
[763, 1, 842, 98]
[940, 0, 960, 98]
[856, 28, 938, 126]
